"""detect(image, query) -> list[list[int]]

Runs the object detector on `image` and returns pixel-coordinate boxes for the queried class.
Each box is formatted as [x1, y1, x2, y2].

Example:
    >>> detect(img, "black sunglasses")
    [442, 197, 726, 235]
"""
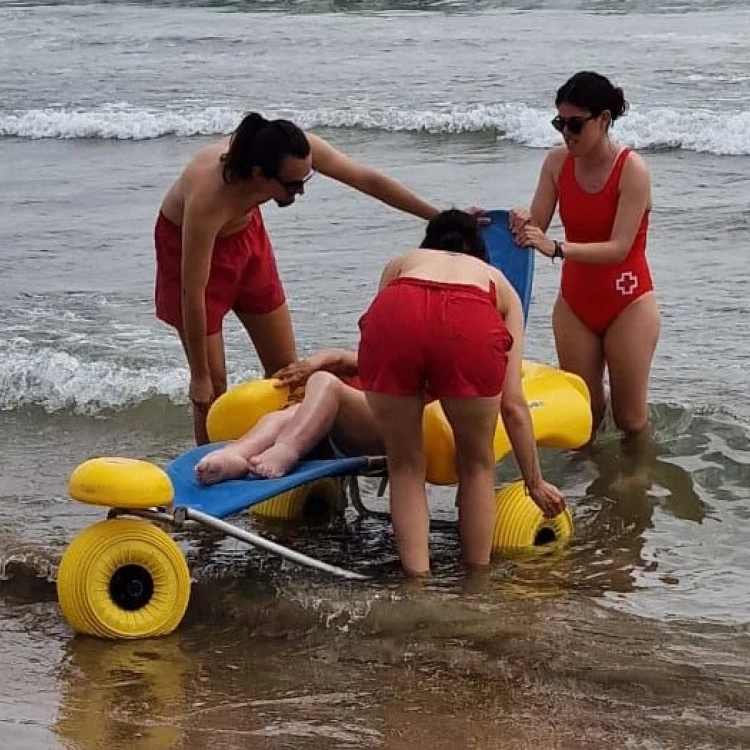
[275, 169, 315, 194]
[551, 114, 596, 135]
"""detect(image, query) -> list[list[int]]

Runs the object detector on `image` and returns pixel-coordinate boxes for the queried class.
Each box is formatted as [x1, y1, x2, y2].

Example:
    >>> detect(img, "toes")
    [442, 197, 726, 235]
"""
[255, 463, 274, 479]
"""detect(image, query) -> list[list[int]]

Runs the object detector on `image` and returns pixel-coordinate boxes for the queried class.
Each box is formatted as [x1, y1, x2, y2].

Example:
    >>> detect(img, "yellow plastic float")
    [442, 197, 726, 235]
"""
[206, 378, 289, 443]
[250, 477, 340, 521]
[56, 518, 190, 639]
[493, 480, 574, 552]
[67, 457, 174, 509]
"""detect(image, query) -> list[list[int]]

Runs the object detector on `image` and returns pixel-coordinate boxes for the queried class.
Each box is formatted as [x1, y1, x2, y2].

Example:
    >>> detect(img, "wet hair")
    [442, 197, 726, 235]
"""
[555, 71, 629, 125]
[420, 209, 487, 261]
[220, 112, 310, 184]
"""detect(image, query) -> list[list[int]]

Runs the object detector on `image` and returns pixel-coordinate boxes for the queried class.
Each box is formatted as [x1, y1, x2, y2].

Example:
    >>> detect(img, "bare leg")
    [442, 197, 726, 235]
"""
[441, 395, 501, 567]
[236, 304, 297, 377]
[195, 407, 298, 485]
[604, 293, 660, 435]
[365, 392, 429, 577]
[552, 295, 606, 437]
[178, 329, 229, 445]
[250, 372, 381, 478]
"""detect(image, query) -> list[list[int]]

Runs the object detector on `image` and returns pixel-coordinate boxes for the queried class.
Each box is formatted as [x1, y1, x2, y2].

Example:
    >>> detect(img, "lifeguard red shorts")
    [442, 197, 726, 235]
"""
[357, 277, 513, 398]
[154, 209, 285, 335]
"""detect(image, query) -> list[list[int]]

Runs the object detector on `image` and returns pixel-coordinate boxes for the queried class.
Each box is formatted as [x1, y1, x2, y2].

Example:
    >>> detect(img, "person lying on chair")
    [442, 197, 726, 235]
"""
[194, 349, 382, 485]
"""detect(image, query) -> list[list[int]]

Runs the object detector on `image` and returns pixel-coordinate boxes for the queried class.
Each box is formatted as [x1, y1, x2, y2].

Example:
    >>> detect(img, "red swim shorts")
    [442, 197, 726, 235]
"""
[357, 277, 513, 398]
[154, 209, 286, 335]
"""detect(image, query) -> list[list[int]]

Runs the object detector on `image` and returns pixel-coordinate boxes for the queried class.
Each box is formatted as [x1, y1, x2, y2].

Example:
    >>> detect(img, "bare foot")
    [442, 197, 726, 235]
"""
[195, 449, 250, 485]
[248, 442, 300, 478]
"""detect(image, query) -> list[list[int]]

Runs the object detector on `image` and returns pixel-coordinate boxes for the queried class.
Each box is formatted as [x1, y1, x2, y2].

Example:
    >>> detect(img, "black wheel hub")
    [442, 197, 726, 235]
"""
[533, 527, 557, 546]
[109, 564, 155, 611]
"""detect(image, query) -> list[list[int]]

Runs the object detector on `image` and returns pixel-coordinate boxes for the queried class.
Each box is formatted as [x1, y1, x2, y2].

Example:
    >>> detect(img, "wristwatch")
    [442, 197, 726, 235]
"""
[552, 240, 565, 260]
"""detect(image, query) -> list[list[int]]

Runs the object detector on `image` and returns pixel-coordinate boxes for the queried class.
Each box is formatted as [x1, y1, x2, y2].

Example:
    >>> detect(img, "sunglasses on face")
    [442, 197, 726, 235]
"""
[275, 169, 315, 194]
[551, 114, 596, 135]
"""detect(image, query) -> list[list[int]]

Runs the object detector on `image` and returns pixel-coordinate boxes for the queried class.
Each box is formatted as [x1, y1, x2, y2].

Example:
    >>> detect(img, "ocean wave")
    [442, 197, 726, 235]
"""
[0, 340, 189, 415]
[2, 102, 750, 155]
[0, 336, 269, 415]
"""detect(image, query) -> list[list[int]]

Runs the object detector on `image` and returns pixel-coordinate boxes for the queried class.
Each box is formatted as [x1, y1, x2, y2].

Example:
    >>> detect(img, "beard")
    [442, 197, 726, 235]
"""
[275, 197, 295, 208]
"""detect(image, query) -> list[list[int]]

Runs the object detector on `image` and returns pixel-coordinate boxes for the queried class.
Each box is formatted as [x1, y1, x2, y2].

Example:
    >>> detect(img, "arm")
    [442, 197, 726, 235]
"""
[272, 349, 359, 388]
[528, 148, 563, 231]
[307, 349, 359, 378]
[492, 271, 565, 517]
[520, 152, 651, 265]
[308, 132, 439, 220]
[510, 147, 563, 235]
[494, 275, 543, 491]
[180, 199, 221, 381]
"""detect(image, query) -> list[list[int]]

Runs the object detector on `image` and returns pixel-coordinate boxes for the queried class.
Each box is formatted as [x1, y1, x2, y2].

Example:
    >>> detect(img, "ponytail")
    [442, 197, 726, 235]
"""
[220, 112, 310, 184]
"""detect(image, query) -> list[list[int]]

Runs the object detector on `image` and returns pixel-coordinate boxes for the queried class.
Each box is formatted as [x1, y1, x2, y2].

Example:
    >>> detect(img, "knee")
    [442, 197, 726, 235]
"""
[387, 445, 426, 475]
[455, 443, 496, 476]
[307, 370, 340, 393]
[591, 400, 607, 434]
[613, 407, 648, 435]
[211, 374, 228, 397]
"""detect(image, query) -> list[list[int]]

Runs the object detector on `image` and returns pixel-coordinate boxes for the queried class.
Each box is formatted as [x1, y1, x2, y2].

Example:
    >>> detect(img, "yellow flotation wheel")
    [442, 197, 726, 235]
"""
[492, 480, 574, 553]
[67, 458, 173, 509]
[57, 519, 191, 639]
[250, 478, 340, 521]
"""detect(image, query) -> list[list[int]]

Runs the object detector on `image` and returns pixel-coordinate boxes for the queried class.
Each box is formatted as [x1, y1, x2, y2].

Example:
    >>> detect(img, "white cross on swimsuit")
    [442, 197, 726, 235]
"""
[615, 271, 638, 295]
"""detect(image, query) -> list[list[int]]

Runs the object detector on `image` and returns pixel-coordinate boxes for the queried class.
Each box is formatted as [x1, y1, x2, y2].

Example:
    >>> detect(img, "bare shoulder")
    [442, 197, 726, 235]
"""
[183, 142, 226, 180]
[622, 149, 650, 179]
[393, 248, 421, 266]
[488, 265, 512, 289]
[543, 146, 568, 177]
[181, 143, 228, 205]
[487, 265, 514, 307]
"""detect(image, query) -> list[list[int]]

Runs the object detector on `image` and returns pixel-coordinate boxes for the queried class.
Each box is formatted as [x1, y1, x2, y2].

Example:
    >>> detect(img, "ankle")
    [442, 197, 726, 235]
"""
[403, 566, 431, 578]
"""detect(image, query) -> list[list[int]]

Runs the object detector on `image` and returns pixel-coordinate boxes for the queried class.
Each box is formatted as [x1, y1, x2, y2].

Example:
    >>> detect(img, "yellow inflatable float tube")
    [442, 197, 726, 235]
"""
[423, 361, 591, 485]
[206, 360, 592, 487]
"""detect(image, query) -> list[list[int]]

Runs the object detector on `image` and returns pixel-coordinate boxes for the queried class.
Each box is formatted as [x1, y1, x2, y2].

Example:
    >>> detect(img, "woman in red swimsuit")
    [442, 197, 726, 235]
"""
[512, 71, 660, 438]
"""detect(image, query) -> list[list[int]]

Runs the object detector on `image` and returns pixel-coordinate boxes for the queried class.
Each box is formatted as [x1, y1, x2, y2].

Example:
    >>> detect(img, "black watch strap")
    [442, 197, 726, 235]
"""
[552, 240, 565, 260]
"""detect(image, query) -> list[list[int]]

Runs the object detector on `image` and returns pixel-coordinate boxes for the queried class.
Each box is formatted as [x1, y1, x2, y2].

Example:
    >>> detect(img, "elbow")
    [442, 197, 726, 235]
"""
[358, 168, 384, 197]
[610, 241, 631, 263]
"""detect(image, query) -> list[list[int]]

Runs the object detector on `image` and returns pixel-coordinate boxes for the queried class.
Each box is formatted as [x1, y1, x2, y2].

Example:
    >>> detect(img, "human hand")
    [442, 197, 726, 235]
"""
[189, 374, 215, 408]
[527, 480, 566, 519]
[271, 358, 318, 389]
[517, 224, 555, 257]
[509, 206, 532, 238]
[463, 205, 490, 226]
